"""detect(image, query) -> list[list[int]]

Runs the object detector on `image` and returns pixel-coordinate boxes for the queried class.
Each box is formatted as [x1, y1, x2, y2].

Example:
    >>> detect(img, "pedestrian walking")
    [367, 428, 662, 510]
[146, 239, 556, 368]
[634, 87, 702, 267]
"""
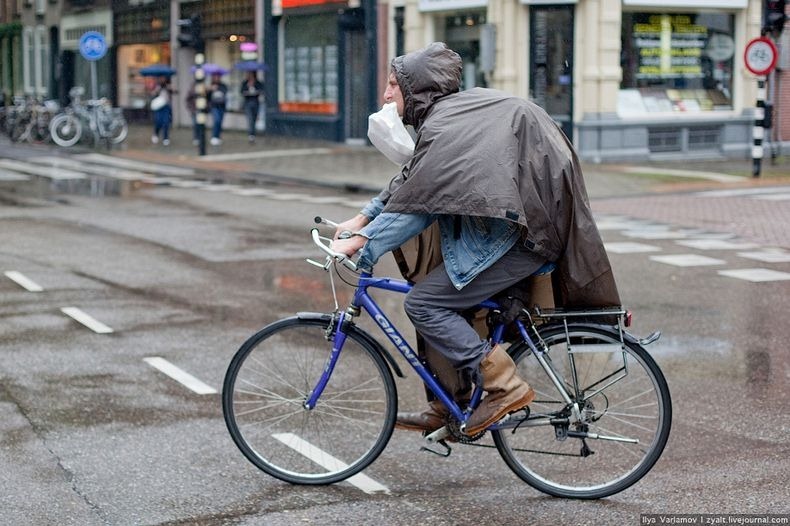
[240, 72, 264, 143]
[150, 77, 173, 146]
[207, 73, 228, 146]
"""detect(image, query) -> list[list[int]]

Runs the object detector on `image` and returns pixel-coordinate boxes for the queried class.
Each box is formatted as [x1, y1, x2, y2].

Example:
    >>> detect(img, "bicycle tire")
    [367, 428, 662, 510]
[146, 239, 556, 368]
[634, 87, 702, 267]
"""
[493, 323, 671, 499]
[223, 315, 397, 485]
[50, 114, 82, 147]
[108, 119, 128, 144]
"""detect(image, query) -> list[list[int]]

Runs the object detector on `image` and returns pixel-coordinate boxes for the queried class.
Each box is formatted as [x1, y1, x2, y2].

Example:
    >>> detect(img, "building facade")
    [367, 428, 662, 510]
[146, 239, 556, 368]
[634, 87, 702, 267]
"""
[383, 0, 787, 162]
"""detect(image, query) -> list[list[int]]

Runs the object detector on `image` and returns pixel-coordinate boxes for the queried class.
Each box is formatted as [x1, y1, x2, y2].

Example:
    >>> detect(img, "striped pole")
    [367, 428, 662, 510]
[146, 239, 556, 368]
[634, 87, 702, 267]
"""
[752, 77, 767, 178]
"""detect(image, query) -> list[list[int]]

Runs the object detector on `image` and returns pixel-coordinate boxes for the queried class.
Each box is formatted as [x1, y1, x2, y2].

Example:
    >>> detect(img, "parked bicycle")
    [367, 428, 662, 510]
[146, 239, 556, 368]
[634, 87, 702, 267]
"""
[49, 87, 128, 148]
[222, 218, 672, 499]
[1, 96, 58, 144]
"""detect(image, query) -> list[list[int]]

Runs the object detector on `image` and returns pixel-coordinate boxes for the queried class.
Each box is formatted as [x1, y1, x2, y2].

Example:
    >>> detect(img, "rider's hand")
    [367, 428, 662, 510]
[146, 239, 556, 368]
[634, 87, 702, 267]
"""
[334, 214, 370, 240]
[331, 234, 368, 257]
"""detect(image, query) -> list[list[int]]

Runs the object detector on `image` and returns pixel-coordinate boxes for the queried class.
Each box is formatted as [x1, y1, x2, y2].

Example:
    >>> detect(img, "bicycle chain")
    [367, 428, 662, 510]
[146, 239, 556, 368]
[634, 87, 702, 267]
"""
[446, 417, 487, 443]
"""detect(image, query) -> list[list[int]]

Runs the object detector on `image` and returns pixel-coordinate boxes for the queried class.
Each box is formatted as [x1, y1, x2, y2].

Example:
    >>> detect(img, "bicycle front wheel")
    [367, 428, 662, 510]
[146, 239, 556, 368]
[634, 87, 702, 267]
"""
[493, 324, 671, 499]
[50, 114, 82, 147]
[222, 316, 397, 485]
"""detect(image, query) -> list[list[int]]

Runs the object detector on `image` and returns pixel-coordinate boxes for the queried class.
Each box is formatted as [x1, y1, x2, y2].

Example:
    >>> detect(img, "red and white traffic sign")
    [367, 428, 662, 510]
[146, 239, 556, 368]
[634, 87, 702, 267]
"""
[744, 37, 778, 76]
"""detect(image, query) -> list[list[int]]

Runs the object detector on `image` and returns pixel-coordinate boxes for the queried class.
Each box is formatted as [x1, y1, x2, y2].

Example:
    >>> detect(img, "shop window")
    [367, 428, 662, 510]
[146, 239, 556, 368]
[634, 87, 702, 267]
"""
[620, 12, 735, 117]
[280, 13, 338, 114]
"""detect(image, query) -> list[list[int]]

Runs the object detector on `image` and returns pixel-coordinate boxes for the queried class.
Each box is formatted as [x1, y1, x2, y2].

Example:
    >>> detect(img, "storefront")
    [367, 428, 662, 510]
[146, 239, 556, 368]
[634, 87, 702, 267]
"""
[576, 0, 754, 161]
[264, 0, 378, 142]
[114, 0, 170, 119]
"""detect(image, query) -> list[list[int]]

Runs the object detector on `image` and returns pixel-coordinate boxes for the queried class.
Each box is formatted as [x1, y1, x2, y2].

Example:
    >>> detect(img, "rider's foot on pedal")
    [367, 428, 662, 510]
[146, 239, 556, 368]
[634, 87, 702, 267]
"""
[395, 400, 447, 432]
[464, 346, 535, 436]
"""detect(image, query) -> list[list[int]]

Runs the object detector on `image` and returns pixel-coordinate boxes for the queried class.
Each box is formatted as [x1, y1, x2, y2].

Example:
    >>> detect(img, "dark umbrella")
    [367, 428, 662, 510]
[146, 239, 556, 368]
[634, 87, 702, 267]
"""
[191, 63, 229, 76]
[234, 61, 269, 72]
[139, 64, 177, 77]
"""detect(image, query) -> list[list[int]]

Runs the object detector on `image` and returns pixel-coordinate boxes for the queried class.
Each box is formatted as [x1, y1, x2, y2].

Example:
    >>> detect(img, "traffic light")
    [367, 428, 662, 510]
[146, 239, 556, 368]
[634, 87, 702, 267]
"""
[177, 14, 204, 51]
[764, 0, 787, 36]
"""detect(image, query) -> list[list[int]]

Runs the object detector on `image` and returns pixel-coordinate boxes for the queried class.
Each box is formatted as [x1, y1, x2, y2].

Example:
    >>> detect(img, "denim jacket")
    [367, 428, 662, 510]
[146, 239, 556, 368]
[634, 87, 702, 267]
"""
[358, 196, 520, 290]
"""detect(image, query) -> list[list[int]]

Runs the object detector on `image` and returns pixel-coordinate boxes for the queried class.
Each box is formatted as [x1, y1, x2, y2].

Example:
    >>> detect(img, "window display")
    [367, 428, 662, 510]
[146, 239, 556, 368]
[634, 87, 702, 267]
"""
[619, 12, 734, 116]
[280, 13, 338, 114]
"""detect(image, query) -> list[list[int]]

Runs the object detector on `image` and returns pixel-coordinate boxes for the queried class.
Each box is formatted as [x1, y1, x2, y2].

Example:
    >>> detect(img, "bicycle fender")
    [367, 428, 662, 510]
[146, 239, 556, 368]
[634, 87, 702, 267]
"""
[296, 312, 405, 378]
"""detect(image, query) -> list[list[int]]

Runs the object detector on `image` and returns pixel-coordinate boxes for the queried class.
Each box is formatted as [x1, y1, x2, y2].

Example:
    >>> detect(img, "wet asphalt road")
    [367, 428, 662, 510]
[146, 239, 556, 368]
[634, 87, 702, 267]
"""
[0, 141, 789, 525]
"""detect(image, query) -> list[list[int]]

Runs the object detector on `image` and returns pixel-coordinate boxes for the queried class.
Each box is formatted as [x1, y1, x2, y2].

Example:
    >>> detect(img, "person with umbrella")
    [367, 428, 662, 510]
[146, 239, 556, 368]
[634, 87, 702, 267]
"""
[150, 76, 173, 146]
[240, 71, 264, 143]
[207, 71, 229, 146]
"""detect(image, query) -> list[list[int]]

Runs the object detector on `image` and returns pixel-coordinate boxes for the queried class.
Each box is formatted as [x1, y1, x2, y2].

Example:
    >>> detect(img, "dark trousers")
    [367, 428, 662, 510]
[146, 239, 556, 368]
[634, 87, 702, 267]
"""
[403, 241, 546, 386]
[153, 106, 171, 141]
[244, 100, 259, 137]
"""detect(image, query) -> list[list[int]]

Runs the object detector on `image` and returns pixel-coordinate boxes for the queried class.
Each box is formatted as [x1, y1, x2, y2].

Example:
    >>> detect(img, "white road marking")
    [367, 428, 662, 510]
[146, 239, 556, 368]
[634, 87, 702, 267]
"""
[143, 357, 217, 395]
[620, 166, 743, 183]
[675, 239, 758, 250]
[605, 242, 661, 254]
[60, 307, 114, 334]
[623, 230, 688, 240]
[718, 268, 790, 282]
[198, 148, 333, 162]
[649, 254, 726, 267]
[737, 250, 790, 263]
[200, 184, 243, 192]
[28, 157, 144, 181]
[231, 188, 277, 196]
[695, 186, 790, 198]
[751, 192, 790, 201]
[272, 432, 390, 495]
[0, 170, 30, 182]
[4, 271, 44, 292]
[73, 153, 196, 177]
[0, 159, 86, 180]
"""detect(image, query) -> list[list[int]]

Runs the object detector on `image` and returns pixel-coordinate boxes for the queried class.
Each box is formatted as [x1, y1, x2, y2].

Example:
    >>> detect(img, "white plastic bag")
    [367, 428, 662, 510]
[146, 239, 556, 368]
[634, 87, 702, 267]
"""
[367, 102, 415, 166]
[150, 94, 167, 111]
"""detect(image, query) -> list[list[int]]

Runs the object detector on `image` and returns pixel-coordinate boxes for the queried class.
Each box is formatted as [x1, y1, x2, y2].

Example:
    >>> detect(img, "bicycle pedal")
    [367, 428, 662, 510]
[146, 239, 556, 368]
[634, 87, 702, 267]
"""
[419, 439, 452, 458]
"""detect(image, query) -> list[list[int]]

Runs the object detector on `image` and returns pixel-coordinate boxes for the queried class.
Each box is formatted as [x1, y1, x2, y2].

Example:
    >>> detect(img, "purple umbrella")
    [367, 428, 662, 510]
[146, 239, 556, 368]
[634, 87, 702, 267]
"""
[190, 63, 229, 76]
[234, 61, 269, 72]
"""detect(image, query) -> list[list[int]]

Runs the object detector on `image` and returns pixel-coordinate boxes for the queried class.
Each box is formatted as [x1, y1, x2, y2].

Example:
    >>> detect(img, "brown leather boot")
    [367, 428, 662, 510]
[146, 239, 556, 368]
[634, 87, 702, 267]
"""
[464, 346, 535, 436]
[395, 400, 448, 432]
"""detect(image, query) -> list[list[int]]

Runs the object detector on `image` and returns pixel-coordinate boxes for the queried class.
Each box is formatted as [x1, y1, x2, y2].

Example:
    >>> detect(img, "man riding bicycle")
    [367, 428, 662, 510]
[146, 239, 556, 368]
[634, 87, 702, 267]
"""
[332, 42, 619, 437]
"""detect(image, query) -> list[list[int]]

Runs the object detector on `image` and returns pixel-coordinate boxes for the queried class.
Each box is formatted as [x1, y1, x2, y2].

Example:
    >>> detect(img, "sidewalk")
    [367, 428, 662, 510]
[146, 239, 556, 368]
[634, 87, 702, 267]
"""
[113, 123, 790, 197]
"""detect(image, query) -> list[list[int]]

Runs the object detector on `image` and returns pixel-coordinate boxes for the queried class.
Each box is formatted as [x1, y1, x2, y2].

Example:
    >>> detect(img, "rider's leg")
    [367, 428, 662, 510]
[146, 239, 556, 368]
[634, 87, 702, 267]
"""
[403, 242, 545, 433]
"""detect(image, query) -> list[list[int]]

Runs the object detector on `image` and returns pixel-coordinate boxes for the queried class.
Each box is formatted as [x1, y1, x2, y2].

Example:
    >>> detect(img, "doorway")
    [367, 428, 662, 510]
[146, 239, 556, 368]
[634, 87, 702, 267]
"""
[529, 5, 574, 140]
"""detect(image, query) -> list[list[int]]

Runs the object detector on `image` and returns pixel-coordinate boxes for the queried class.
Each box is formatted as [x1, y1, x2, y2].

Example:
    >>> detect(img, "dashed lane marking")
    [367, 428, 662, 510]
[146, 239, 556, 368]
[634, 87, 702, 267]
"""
[4, 271, 44, 292]
[28, 157, 143, 181]
[649, 254, 727, 267]
[143, 357, 217, 395]
[695, 186, 790, 198]
[60, 307, 114, 334]
[605, 242, 662, 254]
[675, 239, 759, 251]
[197, 148, 333, 162]
[0, 159, 86, 180]
[271, 433, 390, 495]
[750, 192, 790, 201]
[718, 268, 790, 282]
[737, 250, 790, 263]
[622, 230, 689, 240]
[72, 153, 196, 177]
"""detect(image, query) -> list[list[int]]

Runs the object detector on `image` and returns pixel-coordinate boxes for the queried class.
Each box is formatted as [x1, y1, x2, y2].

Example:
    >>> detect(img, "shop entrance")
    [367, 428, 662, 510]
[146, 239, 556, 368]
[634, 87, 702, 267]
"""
[344, 27, 369, 141]
[529, 5, 574, 139]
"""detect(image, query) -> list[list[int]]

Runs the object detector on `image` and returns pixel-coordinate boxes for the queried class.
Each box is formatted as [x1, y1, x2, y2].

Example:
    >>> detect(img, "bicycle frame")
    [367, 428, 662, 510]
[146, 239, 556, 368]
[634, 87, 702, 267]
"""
[303, 269, 578, 431]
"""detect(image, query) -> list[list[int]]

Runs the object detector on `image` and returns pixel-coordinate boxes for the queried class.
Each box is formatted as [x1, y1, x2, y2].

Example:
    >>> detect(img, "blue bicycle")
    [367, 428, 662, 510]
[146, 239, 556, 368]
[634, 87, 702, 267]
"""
[222, 218, 671, 499]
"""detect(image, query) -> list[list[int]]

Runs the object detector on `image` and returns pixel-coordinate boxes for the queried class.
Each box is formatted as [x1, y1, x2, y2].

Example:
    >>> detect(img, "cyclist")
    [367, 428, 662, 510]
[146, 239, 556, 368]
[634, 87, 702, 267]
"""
[332, 42, 620, 436]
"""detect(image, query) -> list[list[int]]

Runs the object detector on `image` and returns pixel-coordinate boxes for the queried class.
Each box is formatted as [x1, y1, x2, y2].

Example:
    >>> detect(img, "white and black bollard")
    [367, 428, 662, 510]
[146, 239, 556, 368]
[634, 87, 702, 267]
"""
[752, 77, 767, 178]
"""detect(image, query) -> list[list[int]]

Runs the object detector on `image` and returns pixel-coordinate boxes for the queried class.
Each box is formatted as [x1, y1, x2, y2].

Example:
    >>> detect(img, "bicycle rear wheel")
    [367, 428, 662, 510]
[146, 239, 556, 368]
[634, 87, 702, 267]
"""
[493, 324, 671, 499]
[223, 316, 397, 485]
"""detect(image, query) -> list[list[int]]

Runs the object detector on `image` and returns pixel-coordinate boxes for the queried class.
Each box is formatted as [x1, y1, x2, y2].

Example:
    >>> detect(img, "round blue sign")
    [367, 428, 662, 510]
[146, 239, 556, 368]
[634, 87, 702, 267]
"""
[79, 31, 107, 61]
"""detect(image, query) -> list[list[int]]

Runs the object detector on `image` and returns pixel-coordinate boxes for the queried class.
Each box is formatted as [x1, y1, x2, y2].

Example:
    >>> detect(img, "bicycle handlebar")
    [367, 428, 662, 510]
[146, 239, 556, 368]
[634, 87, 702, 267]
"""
[310, 228, 359, 272]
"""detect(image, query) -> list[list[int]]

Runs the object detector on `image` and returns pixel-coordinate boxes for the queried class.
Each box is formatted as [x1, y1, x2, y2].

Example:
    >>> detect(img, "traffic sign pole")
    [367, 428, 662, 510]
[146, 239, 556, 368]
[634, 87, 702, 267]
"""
[744, 36, 778, 178]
